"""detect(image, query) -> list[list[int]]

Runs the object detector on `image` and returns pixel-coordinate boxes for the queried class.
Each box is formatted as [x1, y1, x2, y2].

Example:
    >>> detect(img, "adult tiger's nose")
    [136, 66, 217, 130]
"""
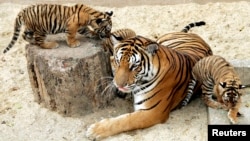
[113, 79, 126, 89]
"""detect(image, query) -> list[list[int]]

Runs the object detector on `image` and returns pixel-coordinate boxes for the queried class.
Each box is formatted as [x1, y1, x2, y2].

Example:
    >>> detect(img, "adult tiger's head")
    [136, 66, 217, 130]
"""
[80, 11, 113, 39]
[110, 35, 159, 93]
[217, 79, 243, 108]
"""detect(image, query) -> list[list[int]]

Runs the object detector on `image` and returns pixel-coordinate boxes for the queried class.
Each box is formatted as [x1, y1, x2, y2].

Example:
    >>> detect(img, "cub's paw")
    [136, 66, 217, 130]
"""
[228, 113, 238, 124]
[67, 40, 80, 48]
[229, 117, 238, 124]
[42, 42, 59, 49]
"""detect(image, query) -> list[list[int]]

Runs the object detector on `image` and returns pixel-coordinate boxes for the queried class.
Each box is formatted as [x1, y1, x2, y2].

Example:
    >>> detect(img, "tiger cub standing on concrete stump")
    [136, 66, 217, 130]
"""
[181, 55, 244, 124]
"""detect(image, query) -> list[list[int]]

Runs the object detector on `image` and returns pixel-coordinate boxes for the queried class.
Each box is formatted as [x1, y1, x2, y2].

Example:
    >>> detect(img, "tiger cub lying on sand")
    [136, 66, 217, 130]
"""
[3, 4, 113, 53]
[182, 55, 245, 124]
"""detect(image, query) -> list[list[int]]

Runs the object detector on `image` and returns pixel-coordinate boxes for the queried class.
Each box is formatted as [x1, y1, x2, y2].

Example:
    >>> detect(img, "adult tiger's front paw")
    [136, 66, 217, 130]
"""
[86, 123, 100, 140]
[86, 119, 111, 140]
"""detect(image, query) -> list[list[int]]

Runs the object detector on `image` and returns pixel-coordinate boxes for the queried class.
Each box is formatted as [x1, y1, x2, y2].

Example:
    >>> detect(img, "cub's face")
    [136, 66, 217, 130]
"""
[218, 81, 243, 108]
[222, 90, 241, 108]
[86, 11, 113, 39]
[110, 35, 159, 93]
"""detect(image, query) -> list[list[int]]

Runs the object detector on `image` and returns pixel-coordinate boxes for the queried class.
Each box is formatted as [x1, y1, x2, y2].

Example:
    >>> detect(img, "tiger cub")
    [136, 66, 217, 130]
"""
[3, 4, 113, 53]
[181, 55, 244, 124]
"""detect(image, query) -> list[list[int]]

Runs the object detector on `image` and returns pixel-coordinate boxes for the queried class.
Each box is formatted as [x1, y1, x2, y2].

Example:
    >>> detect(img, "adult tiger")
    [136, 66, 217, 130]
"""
[86, 24, 212, 139]
[3, 4, 113, 53]
[181, 55, 244, 124]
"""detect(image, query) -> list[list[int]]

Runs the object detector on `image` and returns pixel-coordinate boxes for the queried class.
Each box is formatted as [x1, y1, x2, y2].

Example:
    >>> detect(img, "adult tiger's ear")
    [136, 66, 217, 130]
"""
[147, 43, 159, 55]
[106, 11, 113, 16]
[219, 82, 227, 88]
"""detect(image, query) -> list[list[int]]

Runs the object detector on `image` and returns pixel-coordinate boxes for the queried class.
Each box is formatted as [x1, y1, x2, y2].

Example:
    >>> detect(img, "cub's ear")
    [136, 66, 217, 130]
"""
[111, 34, 122, 48]
[219, 82, 227, 88]
[239, 84, 250, 89]
[112, 34, 123, 41]
[147, 43, 159, 55]
[96, 18, 103, 24]
[106, 11, 113, 16]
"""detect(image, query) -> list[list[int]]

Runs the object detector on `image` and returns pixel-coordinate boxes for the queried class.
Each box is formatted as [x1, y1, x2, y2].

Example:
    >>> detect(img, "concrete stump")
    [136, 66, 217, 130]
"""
[25, 39, 115, 116]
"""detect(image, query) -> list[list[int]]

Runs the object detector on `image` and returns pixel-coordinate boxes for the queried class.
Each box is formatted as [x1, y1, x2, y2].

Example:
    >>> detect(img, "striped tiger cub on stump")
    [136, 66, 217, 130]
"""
[3, 4, 113, 53]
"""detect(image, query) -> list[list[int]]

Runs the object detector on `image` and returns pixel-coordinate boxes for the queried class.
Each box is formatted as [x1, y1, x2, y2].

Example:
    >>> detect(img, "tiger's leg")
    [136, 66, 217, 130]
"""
[66, 12, 90, 48]
[181, 79, 197, 107]
[40, 41, 59, 49]
[33, 33, 59, 49]
[228, 100, 241, 124]
[201, 83, 224, 109]
[228, 108, 239, 124]
[22, 29, 35, 44]
[86, 110, 167, 140]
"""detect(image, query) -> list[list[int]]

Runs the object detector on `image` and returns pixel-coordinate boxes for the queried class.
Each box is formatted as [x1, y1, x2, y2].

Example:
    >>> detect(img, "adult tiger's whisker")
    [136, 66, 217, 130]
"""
[95, 77, 113, 90]
[101, 83, 114, 96]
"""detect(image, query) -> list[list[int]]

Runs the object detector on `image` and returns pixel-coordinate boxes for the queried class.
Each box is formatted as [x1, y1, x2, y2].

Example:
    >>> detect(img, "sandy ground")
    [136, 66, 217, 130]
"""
[0, 1, 250, 141]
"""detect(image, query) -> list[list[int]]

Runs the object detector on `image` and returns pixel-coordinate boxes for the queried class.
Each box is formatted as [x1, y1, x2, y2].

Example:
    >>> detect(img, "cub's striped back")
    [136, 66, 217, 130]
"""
[3, 4, 113, 53]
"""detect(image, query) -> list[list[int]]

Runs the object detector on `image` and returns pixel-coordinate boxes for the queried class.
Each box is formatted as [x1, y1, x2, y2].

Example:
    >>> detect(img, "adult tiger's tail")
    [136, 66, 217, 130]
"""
[3, 12, 23, 53]
[181, 21, 206, 33]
